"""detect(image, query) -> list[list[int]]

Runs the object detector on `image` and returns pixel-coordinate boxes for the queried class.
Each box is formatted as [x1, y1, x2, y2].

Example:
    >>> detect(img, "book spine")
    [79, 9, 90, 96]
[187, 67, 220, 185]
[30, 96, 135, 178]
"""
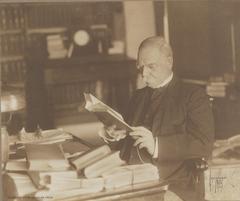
[13, 6, 20, 29]
[0, 7, 7, 30]
[5, 6, 11, 30]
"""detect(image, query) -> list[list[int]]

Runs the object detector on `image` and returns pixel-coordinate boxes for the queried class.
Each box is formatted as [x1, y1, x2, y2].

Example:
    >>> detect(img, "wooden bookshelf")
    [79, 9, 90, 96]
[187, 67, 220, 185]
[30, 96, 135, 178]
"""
[0, 4, 26, 90]
[44, 55, 137, 117]
[3, 2, 132, 131]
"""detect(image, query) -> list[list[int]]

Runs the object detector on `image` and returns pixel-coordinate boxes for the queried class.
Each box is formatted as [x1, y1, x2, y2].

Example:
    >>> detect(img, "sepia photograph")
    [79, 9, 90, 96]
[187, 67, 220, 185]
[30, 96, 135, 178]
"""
[1, 1, 240, 201]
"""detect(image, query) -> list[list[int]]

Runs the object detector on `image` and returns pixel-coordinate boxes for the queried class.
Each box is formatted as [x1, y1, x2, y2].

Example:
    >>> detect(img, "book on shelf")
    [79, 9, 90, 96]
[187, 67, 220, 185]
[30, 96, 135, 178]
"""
[3, 172, 37, 197]
[84, 151, 126, 178]
[25, 143, 70, 171]
[70, 145, 111, 171]
[47, 34, 67, 59]
[0, 6, 25, 30]
[84, 93, 133, 132]
[102, 163, 159, 189]
[28, 170, 78, 189]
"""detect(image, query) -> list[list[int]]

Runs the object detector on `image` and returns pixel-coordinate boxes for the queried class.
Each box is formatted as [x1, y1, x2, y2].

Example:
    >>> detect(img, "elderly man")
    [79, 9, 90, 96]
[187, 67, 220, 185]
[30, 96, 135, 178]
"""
[101, 36, 214, 201]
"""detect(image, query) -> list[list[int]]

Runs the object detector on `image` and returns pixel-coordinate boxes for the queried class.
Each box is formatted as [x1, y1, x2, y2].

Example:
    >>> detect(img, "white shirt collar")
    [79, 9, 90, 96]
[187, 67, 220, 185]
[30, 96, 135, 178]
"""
[157, 72, 173, 88]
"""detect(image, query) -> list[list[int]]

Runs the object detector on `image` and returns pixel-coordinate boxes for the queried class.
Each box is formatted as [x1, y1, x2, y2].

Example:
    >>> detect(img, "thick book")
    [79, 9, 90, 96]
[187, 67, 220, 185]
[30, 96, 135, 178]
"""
[84, 151, 126, 178]
[102, 163, 159, 189]
[3, 172, 37, 197]
[28, 170, 78, 189]
[25, 143, 70, 171]
[84, 93, 133, 132]
[45, 177, 104, 191]
[70, 145, 111, 171]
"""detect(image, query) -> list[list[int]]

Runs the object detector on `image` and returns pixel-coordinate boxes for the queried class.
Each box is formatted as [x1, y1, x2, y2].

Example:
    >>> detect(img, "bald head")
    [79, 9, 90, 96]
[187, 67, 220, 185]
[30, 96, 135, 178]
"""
[137, 36, 173, 88]
[139, 36, 173, 61]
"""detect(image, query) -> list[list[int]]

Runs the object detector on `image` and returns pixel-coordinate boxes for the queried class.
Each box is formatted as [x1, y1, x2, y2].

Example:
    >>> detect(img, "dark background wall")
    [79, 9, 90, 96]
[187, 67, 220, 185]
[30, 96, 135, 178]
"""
[154, 1, 240, 79]
[155, 1, 240, 139]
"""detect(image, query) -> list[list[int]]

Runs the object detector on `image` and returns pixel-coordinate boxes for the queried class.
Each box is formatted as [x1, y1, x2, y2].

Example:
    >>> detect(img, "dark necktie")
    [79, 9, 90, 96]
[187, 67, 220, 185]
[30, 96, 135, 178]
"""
[151, 86, 166, 101]
[143, 86, 166, 130]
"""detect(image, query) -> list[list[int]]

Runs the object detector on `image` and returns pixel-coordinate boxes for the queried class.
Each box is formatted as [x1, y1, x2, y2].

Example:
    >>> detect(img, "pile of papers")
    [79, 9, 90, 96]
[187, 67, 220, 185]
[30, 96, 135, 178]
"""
[17, 128, 72, 145]
[211, 134, 240, 164]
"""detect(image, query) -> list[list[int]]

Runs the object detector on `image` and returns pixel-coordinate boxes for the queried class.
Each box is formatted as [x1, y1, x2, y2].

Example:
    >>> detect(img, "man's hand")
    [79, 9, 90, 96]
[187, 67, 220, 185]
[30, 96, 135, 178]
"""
[98, 125, 127, 143]
[129, 126, 155, 156]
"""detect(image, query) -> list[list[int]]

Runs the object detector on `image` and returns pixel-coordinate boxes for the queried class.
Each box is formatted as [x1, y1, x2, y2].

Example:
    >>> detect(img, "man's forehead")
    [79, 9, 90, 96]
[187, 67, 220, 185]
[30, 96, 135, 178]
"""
[138, 46, 164, 61]
[138, 39, 172, 58]
[139, 43, 159, 51]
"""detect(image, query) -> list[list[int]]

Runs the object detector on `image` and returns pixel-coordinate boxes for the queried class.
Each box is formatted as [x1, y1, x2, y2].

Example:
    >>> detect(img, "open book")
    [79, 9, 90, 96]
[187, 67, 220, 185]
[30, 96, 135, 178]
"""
[211, 134, 240, 164]
[84, 93, 133, 132]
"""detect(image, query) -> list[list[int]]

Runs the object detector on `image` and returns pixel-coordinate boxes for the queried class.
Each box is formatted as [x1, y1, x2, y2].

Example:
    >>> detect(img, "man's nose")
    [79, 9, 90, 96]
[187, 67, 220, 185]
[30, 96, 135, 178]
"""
[142, 67, 149, 77]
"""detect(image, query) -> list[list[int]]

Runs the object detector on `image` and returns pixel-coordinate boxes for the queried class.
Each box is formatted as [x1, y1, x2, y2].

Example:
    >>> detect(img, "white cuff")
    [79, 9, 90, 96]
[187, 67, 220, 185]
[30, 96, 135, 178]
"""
[153, 137, 158, 158]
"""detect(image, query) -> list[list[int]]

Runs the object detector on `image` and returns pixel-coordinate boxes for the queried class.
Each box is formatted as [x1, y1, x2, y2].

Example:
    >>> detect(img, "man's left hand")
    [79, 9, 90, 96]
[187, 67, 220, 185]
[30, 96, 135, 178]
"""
[129, 126, 155, 156]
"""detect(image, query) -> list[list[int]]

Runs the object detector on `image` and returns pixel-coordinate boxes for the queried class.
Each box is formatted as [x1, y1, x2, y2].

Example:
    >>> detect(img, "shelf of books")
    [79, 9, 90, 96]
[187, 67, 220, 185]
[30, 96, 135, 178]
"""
[1, 2, 135, 130]
[0, 4, 26, 89]
[44, 56, 136, 119]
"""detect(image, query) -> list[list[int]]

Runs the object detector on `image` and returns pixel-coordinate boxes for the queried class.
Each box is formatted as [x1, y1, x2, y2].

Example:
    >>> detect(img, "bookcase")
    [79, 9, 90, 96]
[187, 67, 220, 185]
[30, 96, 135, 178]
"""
[0, 4, 26, 88]
[1, 2, 136, 131]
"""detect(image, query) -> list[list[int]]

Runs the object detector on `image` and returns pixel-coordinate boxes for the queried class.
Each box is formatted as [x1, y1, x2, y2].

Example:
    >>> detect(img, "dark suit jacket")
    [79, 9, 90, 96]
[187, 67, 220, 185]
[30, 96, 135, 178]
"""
[120, 75, 215, 201]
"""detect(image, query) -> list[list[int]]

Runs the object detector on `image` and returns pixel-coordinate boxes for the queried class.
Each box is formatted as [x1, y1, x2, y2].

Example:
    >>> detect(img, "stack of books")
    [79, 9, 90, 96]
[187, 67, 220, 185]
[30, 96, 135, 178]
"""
[102, 163, 160, 189]
[5, 141, 160, 200]
[206, 82, 228, 97]
[46, 34, 67, 59]
[70, 145, 159, 188]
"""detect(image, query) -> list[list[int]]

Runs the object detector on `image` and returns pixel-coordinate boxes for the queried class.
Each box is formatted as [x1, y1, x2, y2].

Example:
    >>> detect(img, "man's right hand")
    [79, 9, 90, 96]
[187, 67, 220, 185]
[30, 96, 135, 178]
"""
[98, 125, 127, 143]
